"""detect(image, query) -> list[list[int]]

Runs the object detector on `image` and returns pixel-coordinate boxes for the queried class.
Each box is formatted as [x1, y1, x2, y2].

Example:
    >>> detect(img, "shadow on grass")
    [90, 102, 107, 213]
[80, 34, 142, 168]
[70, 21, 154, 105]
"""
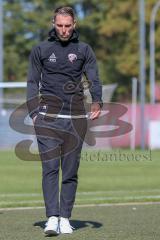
[33, 219, 102, 231]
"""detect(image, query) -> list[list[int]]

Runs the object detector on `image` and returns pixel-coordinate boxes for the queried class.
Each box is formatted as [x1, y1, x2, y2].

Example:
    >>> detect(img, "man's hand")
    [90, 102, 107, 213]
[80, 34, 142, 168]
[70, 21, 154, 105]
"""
[89, 103, 101, 120]
[33, 115, 37, 124]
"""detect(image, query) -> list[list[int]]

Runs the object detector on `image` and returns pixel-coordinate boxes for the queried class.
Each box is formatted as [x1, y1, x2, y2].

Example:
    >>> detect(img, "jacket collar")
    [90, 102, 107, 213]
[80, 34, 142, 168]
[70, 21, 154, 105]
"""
[48, 28, 79, 43]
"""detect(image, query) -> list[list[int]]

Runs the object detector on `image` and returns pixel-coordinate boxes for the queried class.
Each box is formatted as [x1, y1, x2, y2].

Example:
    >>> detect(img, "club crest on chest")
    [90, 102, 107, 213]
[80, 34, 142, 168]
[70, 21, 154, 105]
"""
[68, 53, 77, 63]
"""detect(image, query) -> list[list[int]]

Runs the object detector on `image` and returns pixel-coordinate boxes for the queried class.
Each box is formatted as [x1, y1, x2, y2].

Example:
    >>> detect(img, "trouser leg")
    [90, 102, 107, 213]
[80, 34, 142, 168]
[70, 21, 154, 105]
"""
[60, 141, 83, 218]
[42, 157, 60, 217]
[60, 118, 87, 218]
[36, 129, 62, 218]
[35, 116, 87, 218]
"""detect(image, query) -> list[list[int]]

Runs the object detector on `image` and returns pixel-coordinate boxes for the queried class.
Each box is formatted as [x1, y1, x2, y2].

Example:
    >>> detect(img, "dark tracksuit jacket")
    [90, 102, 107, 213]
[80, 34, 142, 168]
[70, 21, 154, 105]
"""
[27, 29, 103, 218]
[27, 28, 103, 118]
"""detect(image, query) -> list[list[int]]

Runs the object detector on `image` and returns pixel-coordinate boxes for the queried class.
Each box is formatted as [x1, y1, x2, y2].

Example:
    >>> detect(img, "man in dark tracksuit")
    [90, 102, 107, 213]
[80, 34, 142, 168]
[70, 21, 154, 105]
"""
[27, 6, 103, 236]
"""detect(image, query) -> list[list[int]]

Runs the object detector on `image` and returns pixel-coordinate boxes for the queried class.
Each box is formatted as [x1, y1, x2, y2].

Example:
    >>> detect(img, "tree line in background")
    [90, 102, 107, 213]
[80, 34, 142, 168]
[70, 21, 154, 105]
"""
[3, 0, 160, 101]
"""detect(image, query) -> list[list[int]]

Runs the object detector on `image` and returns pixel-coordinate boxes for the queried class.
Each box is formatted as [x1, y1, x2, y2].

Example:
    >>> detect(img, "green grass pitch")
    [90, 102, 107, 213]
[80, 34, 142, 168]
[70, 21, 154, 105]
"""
[0, 149, 160, 207]
[0, 149, 160, 239]
[1, 204, 160, 240]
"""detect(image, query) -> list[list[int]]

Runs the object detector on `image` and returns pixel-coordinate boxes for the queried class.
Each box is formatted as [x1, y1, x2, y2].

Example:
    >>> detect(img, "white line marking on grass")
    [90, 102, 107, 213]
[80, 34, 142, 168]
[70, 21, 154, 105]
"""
[75, 202, 160, 207]
[1, 202, 160, 212]
[1, 189, 160, 197]
[1, 195, 160, 206]
[0, 193, 42, 197]
[0, 200, 43, 205]
[0, 206, 44, 211]
[76, 195, 160, 201]
[77, 189, 160, 195]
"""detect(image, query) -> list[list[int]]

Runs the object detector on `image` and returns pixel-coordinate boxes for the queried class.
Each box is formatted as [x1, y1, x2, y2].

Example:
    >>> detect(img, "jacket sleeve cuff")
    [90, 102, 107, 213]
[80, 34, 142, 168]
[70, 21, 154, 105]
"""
[30, 111, 38, 119]
[92, 101, 103, 109]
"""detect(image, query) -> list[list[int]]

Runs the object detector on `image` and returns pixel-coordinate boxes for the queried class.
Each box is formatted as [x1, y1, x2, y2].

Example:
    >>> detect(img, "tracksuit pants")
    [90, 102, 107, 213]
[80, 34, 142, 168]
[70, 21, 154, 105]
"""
[34, 113, 87, 218]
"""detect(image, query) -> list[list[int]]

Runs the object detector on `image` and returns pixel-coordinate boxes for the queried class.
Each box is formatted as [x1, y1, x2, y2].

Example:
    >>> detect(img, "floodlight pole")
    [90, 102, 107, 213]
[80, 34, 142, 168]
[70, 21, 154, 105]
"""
[139, 0, 146, 149]
[149, 1, 160, 104]
[0, 0, 3, 110]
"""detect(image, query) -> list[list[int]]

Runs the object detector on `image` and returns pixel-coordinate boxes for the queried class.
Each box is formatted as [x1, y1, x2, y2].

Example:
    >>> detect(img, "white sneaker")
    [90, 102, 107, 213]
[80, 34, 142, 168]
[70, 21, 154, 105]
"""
[59, 217, 74, 234]
[44, 216, 59, 236]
